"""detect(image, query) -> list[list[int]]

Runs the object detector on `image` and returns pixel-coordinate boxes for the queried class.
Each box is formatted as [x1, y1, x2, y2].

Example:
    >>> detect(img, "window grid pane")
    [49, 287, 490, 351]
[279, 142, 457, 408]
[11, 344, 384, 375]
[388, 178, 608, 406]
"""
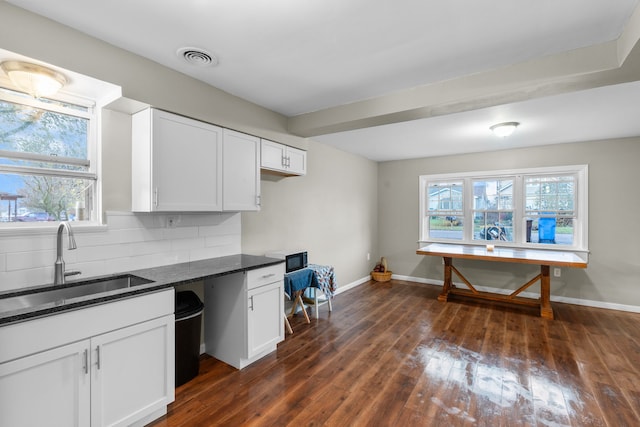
[473, 179, 514, 242]
[524, 175, 576, 245]
[427, 181, 463, 240]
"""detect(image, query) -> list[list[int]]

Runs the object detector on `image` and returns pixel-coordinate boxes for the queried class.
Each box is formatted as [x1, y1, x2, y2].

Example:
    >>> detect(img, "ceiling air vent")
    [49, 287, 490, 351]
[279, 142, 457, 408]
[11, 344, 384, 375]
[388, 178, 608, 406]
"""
[177, 47, 218, 67]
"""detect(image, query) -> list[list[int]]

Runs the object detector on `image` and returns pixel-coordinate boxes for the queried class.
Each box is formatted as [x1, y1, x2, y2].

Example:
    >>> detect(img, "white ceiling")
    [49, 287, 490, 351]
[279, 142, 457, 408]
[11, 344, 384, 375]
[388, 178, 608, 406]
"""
[6, 0, 640, 161]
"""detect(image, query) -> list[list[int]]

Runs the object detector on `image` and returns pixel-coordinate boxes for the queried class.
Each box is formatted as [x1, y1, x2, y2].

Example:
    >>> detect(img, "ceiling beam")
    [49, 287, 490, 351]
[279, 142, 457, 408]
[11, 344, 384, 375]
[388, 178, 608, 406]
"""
[289, 10, 640, 138]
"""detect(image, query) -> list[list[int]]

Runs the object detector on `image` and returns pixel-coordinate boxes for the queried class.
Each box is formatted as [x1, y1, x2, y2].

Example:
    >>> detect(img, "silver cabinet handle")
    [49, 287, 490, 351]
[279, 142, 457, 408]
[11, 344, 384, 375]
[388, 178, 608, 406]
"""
[83, 349, 88, 374]
[249, 295, 254, 311]
[154, 188, 158, 207]
[256, 195, 261, 206]
[261, 273, 275, 279]
[96, 345, 101, 370]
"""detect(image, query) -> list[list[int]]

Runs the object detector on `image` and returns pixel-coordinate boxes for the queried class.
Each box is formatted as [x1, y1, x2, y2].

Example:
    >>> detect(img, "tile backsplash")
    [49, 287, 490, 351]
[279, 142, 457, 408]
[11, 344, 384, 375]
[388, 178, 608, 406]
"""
[0, 211, 241, 292]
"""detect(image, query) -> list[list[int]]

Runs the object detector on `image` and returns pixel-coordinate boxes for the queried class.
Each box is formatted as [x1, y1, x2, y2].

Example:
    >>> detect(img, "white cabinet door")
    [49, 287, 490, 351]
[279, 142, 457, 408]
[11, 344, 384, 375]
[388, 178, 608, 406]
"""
[0, 339, 91, 427]
[91, 315, 174, 427]
[132, 108, 223, 212]
[222, 129, 260, 211]
[286, 146, 307, 176]
[247, 280, 284, 358]
[260, 139, 287, 171]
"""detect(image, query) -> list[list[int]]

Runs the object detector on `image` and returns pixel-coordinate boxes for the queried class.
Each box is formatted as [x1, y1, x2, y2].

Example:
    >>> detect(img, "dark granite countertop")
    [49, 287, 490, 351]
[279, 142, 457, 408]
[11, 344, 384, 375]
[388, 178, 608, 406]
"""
[0, 254, 284, 326]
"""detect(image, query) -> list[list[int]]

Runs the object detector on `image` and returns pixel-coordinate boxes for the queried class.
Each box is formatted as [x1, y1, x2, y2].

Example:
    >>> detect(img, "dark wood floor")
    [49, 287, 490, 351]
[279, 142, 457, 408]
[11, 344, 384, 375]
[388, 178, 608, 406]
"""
[150, 279, 640, 426]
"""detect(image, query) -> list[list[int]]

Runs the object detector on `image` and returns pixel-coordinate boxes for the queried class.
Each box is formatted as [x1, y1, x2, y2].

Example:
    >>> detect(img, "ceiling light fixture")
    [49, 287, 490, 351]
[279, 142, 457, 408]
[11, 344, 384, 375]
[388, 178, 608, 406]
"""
[490, 121, 520, 138]
[0, 60, 67, 98]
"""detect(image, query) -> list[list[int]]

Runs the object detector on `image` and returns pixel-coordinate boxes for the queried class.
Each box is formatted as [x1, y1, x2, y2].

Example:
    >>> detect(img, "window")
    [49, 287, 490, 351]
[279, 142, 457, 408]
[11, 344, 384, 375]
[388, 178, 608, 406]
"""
[0, 88, 96, 225]
[419, 165, 588, 251]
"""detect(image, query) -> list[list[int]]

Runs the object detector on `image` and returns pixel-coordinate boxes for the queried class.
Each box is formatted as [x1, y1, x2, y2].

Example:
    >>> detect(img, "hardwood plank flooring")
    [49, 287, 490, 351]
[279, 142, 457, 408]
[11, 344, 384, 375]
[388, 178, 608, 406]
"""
[149, 279, 640, 426]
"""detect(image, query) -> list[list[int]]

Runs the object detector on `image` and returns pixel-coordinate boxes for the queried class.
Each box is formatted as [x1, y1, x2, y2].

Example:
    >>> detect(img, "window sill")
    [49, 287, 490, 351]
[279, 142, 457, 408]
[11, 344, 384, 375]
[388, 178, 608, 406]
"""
[418, 240, 589, 257]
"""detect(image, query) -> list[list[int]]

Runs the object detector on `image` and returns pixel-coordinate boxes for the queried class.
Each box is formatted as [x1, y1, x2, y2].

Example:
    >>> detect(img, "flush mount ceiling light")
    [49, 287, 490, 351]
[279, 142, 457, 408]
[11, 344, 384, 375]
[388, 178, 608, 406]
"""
[490, 121, 520, 138]
[0, 60, 67, 98]
[177, 47, 218, 67]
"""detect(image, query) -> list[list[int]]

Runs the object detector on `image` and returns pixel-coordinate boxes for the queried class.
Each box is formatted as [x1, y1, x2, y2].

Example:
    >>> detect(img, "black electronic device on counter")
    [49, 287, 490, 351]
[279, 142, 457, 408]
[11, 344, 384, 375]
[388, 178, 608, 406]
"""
[265, 250, 308, 273]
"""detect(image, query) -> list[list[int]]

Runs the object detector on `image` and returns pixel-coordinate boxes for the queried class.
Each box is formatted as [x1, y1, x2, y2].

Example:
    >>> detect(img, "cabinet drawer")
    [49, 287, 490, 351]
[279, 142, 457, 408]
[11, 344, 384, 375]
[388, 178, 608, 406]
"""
[246, 264, 285, 290]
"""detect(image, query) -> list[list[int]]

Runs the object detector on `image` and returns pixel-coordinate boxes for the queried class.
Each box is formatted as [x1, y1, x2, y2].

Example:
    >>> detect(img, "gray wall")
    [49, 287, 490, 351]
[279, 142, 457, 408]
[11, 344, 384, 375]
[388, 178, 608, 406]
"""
[242, 140, 379, 286]
[378, 138, 640, 307]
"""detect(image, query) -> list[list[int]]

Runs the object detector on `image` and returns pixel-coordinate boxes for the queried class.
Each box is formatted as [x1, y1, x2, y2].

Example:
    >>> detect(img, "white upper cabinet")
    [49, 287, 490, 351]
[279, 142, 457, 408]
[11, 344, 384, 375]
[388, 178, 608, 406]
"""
[132, 108, 223, 212]
[261, 139, 306, 176]
[222, 129, 261, 211]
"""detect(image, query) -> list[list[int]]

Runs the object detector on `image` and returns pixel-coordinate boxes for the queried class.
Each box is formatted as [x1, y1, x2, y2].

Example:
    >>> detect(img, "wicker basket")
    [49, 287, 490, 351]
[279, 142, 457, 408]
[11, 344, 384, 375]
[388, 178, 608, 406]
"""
[371, 271, 392, 282]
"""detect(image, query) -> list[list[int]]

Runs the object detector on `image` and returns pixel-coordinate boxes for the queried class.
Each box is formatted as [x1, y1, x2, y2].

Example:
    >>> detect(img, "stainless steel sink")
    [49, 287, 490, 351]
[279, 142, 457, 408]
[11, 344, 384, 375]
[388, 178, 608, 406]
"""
[0, 274, 154, 313]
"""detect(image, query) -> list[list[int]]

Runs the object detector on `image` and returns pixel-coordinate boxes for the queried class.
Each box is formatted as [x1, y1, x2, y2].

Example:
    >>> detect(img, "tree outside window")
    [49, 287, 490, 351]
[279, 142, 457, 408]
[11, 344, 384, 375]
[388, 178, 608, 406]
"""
[0, 91, 95, 223]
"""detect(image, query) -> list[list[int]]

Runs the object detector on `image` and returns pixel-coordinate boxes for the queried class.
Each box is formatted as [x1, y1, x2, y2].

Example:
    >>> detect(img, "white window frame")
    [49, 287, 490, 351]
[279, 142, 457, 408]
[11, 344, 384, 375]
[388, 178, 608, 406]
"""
[0, 89, 101, 230]
[419, 165, 589, 253]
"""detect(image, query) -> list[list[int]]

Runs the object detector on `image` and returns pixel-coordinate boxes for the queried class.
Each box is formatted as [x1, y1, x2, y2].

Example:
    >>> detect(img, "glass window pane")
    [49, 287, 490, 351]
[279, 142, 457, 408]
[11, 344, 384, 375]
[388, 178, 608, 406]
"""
[427, 181, 463, 213]
[473, 179, 513, 210]
[0, 173, 93, 222]
[527, 217, 574, 245]
[0, 100, 89, 160]
[429, 215, 464, 240]
[525, 175, 576, 213]
[473, 211, 513, 241]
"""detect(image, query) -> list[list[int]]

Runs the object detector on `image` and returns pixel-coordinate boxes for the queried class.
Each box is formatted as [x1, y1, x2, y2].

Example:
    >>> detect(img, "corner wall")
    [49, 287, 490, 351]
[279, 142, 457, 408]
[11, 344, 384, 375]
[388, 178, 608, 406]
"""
[378, 138, 640, 309]
[242, 140, 378, 287]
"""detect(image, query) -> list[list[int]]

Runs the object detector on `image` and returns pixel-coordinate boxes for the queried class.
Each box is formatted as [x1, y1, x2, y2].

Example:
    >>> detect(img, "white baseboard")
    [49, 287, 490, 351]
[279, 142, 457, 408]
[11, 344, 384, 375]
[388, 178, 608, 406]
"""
[246, 272, 640, 315]
[335, 276, 371, 295]
[391, 274, 640, 314]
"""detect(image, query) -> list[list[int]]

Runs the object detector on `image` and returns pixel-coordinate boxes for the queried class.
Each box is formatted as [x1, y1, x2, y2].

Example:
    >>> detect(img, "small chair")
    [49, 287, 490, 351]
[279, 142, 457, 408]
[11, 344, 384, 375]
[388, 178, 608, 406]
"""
[284, 269, 314, 329]
[305, 264, 337, 318]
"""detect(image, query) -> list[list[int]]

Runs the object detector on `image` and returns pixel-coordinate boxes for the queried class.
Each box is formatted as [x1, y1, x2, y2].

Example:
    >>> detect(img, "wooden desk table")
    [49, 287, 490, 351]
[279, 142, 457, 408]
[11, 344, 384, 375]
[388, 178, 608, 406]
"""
[416, 244, 588, 319]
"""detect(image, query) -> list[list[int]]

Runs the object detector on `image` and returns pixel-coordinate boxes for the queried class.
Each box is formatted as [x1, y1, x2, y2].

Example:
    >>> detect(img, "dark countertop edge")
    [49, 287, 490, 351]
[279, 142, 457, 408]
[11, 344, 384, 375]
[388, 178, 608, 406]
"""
[0, 254, 284, 326]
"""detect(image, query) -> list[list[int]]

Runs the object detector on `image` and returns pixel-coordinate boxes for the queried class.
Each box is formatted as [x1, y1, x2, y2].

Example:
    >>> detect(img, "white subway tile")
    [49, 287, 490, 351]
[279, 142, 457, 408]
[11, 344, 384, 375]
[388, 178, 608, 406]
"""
[0, 235, 54, 254]
[6, 250, 54, 271]
[205, 234, 240, 248]
[162, 226, 199, 240]
[171, 237, 205, 252]
[128, 240, 172, 257]
[0, 210, 241, 292]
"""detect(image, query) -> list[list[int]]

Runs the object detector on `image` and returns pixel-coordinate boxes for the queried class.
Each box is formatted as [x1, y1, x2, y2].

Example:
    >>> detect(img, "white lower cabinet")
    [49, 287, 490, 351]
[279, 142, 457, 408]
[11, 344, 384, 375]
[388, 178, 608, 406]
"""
[247, 280, 284, 358]
[204, 264, 285, 369]
[91, 316, 174, 427]
[0, 339, 91, 427]
[0, 289, 175, 427]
